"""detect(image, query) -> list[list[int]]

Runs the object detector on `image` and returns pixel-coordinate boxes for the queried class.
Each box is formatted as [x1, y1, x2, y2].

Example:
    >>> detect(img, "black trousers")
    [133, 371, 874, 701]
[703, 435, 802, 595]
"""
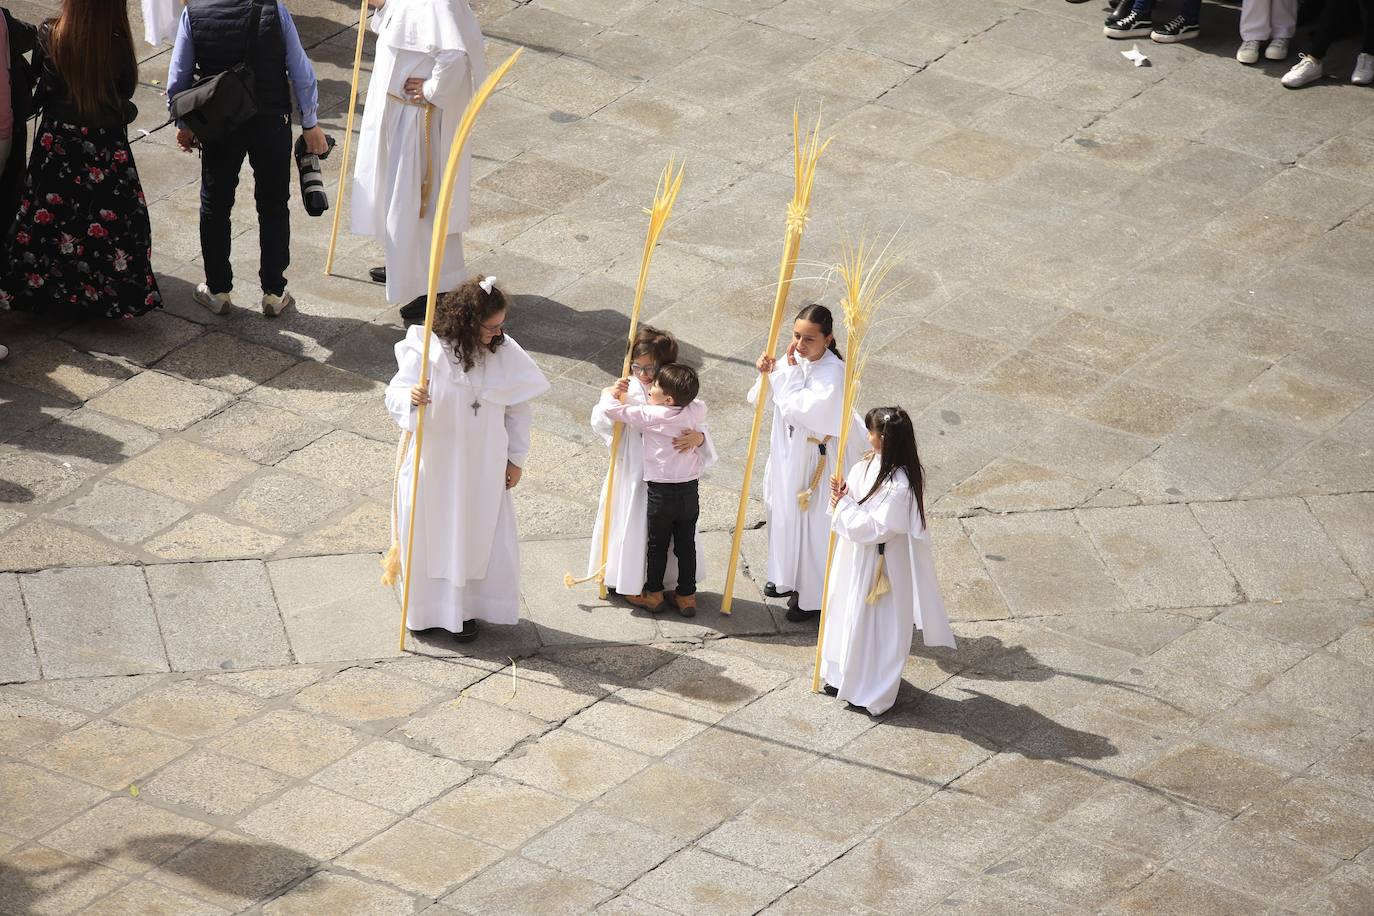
[200, 112, 292, 296]
[1310, 0, 1374, 56]
[645, 480, 699, 597]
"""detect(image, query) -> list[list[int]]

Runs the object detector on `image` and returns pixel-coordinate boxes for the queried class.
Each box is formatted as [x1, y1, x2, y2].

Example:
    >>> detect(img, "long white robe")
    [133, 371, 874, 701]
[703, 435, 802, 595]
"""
[748, 350, 862, 611]
[586, 378, 718, 595]
[142, 0, 178, 46]
[352, 0, 485, 304]
[385, 326, 549, 629]
[821, 459, 955, 716]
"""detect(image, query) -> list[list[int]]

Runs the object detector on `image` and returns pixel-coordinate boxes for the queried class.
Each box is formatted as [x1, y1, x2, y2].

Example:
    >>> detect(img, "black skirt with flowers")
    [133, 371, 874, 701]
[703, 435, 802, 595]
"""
[0, 118, 161, 318]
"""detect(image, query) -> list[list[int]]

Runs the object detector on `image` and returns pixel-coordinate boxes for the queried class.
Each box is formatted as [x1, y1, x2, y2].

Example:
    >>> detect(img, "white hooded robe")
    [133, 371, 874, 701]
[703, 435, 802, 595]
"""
[142, 0, 178, 46]
[586, 378, 718, 596]
[747, 349, 862, 611]
[352, 0, 485, 304]
[821, 458, 955, 715]
[385, 326, 550, 629]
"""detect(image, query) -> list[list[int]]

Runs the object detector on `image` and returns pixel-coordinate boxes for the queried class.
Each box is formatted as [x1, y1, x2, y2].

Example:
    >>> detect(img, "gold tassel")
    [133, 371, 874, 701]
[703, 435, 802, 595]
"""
[866, 550, 891, 604]
[564, 566, 605, 589]
[380, 543, 402, 587]
[380, 430, 413, 587]
[796, 437, 830, 510]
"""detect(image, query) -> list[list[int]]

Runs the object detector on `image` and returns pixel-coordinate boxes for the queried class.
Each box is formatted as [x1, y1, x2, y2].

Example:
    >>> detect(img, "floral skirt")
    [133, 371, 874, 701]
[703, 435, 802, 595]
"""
[0, 119, 161, 318]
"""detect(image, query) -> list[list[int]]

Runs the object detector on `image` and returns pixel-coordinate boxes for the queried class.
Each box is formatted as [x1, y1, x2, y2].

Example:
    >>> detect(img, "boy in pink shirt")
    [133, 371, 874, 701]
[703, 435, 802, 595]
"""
[603, 364, 707, 615]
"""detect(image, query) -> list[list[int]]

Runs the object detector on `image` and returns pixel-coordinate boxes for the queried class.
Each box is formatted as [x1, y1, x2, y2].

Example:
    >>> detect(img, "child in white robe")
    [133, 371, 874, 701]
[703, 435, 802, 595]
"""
[749, 304, 861, 621]
[821, 407, 955, 716]
[383, 276, 550, 641]
[587, 328, 716, 600]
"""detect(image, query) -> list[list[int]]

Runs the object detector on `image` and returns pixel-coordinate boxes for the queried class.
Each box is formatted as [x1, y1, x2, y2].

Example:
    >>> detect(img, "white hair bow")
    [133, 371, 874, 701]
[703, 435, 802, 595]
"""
[478, 276, 498, 294]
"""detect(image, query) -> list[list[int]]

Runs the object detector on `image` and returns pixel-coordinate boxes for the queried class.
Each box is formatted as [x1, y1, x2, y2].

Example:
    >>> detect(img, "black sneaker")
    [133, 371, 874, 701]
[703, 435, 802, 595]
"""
[1106, 0, 1134, 22]
[453, 619, 479, 643]
[1104, 9, 1153, 37]
[1150, 15, 1199, 41]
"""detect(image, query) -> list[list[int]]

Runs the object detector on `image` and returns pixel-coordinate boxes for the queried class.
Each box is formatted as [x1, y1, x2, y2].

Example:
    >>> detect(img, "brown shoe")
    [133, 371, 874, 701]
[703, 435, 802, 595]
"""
[666, 592, 697, 618]
[625, 591, 664, 611]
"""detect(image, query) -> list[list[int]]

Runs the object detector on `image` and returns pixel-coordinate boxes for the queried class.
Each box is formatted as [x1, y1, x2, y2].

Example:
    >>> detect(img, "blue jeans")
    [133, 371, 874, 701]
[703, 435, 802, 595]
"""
[1133, 0, 1201, 16]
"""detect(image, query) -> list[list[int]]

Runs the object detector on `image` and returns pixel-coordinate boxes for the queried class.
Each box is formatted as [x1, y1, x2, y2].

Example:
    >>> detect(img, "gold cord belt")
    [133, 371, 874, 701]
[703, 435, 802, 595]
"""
[796, 435, 832, 510]
[388, 92, 436, 218]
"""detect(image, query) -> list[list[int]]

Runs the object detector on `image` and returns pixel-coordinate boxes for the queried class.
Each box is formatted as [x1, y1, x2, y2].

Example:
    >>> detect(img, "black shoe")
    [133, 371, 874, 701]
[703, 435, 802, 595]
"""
[785, 595, 821, 623]
[1104, 8, 1152, 37]
[822, 684, 839, 697]
[1107, 0, 1134, 20]
[399, 294, 427, 328]
[763, 581, 795, 599]
[454, 619, 479, 643]
[369, 266, 386, 284]
[1150, 14, 1199, 41]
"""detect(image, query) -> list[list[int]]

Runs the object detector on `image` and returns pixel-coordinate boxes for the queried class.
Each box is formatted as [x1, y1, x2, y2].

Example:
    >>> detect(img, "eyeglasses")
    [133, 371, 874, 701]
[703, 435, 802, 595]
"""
[481, 321, 506, 333]
[629, 362, 659, 377]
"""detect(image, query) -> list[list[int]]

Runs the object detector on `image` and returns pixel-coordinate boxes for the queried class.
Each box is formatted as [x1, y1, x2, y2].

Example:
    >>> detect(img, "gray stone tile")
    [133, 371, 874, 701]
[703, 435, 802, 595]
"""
[142, 749, 290, 817]
[1264, 651, 1374, 724]
[209, 708, 361, 778]
[226, 470, 356, 535]
[1134, 742, 1290, 814]
[146, 560, 291, 671]
[51, 478, 190, 544]
[294, 666, 443, 724]
[337, 818, 502, 898]
[0, 844, 126, 914]
[1244, 776, 1374, 859]
[1077, 504, 1240, 609]
[1173, 818, 1343, 900]
[143, 513, 288, 561]
[986, 829, 1156, 910]
[149, 830, 315, 911]
[40, 796, 214, 875]
[87, 371, 234, 431]
[1149, 621, 1307, 693]
[261, 871, 416, 916]
[1192, 498, 1364, 601]
[109, 437, 258, 504]
[187, 399, 331, 464]
[627, 847, 794, 916]
[268, 554, 401, 663]
[0, 574, 39, 682]
[24, 719, 188, 791]
[490, 729, 649, 802]
[113, 679, 262, 740]
[418, 774, 577, 851]
[238, 783, 395, 860]
[154, 330, 299, 394]
[398, 696, 546, 763]
[23, 565, 169, 677]
[1102, 868, 1270, 916]
[965, 512, 1127, 617]
[0, 760, 107, 838]
[524, 809, 684, 889]
[442, 856, 614, 915]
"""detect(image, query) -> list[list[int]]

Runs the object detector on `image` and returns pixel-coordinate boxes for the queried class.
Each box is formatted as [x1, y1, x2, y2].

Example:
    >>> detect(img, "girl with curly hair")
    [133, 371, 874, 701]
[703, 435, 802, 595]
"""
[383, 276, 549, 642]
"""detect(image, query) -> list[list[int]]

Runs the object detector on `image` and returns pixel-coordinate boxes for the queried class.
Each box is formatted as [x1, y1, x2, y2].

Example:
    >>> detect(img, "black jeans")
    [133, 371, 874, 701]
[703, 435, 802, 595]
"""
[645, 480, 699, 597]
[200, 113, 292, 296]
[1310, 0, 1374, 56]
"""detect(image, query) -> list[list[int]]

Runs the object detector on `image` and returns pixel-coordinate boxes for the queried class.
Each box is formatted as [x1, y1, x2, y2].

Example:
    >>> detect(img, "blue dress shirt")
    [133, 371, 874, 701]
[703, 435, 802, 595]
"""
[166, 3, 319, 128]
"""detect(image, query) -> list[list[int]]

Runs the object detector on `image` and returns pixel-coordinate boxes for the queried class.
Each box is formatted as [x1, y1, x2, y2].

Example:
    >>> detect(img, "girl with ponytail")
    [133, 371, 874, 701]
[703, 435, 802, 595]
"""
[749, 303, 861, 621]
[820, 407, 955, 715]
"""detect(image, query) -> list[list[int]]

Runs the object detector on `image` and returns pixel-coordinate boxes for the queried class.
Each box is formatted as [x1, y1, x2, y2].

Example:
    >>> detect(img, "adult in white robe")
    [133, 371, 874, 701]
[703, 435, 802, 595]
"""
[384, 325, 549, 629]
[352, 0, 484, 305]
[821, 458, 955, 716]
[748, 348, 861, 613]
[587, 377, 718, 596]
[142, 0, 178, 46]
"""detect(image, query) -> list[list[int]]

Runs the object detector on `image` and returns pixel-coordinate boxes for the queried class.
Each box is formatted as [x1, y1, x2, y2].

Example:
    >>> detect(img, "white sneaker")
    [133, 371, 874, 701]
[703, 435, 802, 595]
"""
[261, 288, 294, 318]
[1265, 37, 1290, 60]
[193, 283, 233, 315]
[1281, 53, 1324, 88]
[0, 344, 9, 361]
[1237, 39, 1262, 64]
[1354, 52, 1374, 85]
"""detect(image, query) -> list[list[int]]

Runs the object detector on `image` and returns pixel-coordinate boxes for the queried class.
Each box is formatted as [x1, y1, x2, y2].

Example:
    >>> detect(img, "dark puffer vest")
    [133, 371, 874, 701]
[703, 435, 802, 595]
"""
[187, 0, 291, 116]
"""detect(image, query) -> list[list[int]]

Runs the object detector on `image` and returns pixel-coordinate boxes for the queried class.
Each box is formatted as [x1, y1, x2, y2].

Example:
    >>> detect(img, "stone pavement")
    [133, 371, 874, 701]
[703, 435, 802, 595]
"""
[3, 0, 1374, 912]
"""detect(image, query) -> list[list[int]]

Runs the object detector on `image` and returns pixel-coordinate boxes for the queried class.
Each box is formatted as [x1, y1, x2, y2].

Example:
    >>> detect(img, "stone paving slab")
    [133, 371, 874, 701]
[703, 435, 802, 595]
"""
[4, 0, 1374, 911]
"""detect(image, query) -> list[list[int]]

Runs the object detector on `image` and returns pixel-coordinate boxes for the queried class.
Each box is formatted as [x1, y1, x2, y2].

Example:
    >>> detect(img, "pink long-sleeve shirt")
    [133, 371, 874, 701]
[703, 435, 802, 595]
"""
[603, 397, 708, 484]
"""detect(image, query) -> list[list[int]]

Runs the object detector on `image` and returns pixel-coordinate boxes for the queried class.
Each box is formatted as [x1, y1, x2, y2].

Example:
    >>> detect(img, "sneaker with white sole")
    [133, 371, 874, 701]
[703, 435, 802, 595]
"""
[1105, 9, 1153, 38]
[1281, 53, 1324, 88]
[193, 283, 233, 315]
[1265, 37, 1290, 60]
[0, 344, 9, 360]
[1354, 52, 1374, 85]
[1237, 39, 1262, 64]
[1151, 15, 1199, 42]
[261, 288, 294, 317]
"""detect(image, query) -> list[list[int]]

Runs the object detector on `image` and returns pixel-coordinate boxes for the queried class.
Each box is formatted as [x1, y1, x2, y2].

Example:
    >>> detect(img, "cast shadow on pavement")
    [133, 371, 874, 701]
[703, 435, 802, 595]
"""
[0, 834, 315, 916]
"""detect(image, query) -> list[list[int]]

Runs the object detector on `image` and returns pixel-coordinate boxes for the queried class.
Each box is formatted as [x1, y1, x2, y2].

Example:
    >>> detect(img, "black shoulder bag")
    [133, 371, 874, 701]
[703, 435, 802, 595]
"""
[167, 0, 264, 142]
